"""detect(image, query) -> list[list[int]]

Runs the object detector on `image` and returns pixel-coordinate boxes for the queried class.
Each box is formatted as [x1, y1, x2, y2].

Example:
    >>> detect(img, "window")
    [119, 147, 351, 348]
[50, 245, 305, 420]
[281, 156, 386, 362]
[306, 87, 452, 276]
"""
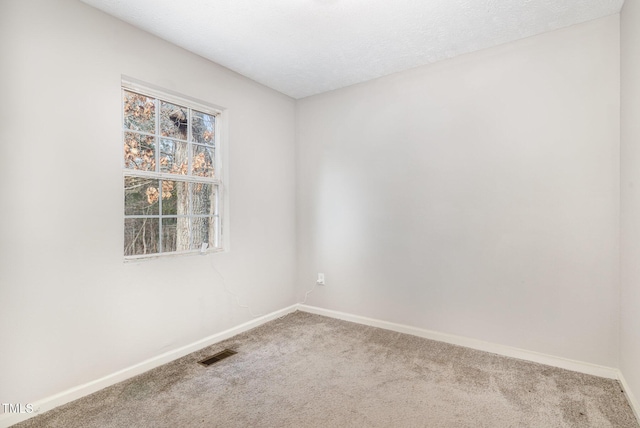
[122, 82, 223, 258]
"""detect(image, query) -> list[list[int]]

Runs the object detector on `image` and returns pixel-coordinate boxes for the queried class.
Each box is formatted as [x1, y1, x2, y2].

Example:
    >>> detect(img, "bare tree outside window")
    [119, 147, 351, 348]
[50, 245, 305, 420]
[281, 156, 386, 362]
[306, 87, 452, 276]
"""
[122, 86, 221, 258]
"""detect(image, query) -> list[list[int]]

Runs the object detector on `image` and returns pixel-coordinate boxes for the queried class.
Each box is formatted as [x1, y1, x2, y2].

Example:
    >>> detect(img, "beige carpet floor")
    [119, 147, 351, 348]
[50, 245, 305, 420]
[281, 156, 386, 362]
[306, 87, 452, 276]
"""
[14, 311, 639, 427]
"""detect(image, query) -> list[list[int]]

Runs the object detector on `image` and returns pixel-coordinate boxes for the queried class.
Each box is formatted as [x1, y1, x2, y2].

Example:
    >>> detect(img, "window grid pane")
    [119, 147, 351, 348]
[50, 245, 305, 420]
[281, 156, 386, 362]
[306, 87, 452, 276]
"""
[123, 176, 218, 256]
[124, 132, 156, 171]
[123, 85, 221, 258]
[123, 90, 155, 133]
[124, 218, 159, 256]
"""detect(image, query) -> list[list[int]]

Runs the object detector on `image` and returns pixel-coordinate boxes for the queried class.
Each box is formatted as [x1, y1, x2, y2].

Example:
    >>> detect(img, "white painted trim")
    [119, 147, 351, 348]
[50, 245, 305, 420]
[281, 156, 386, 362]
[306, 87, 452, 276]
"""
[4, 303, 635, 428]
[0, 305, 298, 428]
[297, 305, 620, 379]
[618, 370, 640, 425]
[122, 77, 224, 115]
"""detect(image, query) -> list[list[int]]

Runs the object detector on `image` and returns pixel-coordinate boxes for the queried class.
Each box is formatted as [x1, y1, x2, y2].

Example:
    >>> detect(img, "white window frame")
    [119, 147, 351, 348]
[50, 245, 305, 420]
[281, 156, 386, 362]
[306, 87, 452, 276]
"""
[122, 78, 227, 260]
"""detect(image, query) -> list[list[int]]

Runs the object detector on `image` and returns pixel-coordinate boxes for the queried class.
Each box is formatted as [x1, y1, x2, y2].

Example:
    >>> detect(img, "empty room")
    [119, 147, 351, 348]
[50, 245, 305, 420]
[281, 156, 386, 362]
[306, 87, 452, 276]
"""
[1, 0, 640, 426]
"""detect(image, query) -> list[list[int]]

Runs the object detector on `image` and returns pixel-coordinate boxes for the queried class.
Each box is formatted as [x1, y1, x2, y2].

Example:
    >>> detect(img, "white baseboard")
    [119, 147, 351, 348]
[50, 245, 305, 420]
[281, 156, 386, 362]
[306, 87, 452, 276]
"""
[618, 370, 640, 424]
[299, 304, 639, 425]
[4, 303, 638, 427]
[297, 305, 620, 379]
[0, 304, 298, 428]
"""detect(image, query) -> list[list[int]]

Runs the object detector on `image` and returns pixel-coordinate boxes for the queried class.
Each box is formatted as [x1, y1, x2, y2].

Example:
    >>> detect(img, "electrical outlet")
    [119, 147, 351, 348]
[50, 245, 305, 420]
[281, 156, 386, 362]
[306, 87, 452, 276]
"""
[317, 273, 325, 285]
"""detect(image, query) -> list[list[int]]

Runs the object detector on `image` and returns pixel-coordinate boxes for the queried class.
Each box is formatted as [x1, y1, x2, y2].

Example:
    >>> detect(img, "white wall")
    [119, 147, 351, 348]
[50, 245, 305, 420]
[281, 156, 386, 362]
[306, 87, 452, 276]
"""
[0, 0, 296, 404]
[296, 16, 620, 366]
[621, 0, 640, 411]
[0, 0, 627, 414]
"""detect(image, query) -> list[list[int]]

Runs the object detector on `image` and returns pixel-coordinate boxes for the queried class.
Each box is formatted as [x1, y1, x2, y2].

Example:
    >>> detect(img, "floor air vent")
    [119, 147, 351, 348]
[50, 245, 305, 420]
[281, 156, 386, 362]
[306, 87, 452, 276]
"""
[198, 349, 237, 367]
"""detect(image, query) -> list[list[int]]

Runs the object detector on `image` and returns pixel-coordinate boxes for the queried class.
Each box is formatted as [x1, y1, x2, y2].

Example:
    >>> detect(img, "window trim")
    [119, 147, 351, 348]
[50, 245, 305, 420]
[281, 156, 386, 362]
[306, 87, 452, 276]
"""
[121, 78, 228, 261]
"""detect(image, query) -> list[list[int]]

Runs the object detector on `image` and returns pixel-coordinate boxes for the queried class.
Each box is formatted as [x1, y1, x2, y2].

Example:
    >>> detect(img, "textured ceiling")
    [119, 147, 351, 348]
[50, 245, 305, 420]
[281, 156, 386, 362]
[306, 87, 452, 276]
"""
[80, 0, 624, 99]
